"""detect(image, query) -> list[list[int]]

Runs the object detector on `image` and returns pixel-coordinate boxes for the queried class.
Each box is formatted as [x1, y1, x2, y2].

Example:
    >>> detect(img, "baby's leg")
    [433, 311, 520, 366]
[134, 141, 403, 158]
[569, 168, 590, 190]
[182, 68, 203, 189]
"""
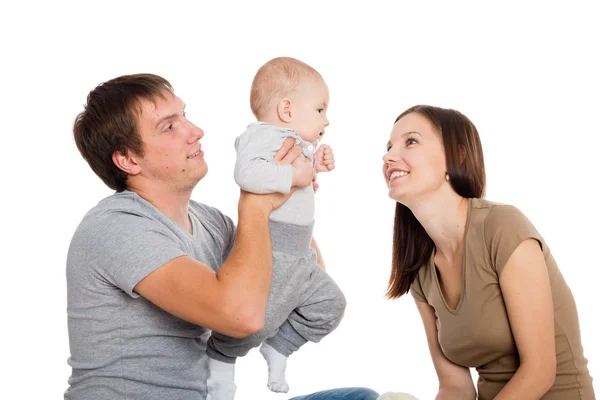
[267, 262, 346, 351]
[205, 357, 236, 400]
[264, 262, 346, 390]
[206, 328, 275, 400]
[259, 341, 290, 393]
[256, 251, 315, 393]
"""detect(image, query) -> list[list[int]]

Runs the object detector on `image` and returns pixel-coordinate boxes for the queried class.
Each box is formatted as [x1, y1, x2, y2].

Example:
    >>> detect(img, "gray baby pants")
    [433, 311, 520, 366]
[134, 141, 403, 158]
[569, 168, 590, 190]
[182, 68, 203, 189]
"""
[207, 221, 346, 362]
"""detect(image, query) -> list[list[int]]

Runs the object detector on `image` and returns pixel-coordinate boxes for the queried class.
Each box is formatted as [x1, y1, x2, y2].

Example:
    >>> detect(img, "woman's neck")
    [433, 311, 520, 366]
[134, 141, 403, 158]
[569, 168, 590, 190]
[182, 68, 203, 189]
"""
[407, 191, 469, 259]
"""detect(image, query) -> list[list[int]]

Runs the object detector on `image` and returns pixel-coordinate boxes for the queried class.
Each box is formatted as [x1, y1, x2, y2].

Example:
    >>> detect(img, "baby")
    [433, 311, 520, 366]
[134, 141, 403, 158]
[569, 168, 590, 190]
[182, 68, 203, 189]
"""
[205, 57, 346, 399]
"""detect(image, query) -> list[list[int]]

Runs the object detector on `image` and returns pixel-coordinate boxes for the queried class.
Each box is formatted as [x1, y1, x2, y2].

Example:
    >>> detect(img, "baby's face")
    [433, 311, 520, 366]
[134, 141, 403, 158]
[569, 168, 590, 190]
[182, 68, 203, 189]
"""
[289, 77, 330, 146]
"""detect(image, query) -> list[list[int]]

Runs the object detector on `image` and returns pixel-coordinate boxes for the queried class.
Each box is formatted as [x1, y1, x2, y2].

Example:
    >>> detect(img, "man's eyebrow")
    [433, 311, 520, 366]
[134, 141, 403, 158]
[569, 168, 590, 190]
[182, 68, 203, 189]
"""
[155, 114, 177, 129]
[154, 104, 186, 129]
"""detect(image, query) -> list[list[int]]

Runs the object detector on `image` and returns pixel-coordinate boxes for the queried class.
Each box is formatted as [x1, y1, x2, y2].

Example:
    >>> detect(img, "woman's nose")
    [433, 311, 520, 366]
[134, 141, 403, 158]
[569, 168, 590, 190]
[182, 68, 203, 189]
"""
[383, 151, 394, 164]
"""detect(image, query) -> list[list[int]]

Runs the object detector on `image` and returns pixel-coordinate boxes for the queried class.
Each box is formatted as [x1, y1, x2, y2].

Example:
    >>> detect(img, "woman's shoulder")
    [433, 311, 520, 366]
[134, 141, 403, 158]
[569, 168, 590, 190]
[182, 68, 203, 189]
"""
[470, 198, 531, 230]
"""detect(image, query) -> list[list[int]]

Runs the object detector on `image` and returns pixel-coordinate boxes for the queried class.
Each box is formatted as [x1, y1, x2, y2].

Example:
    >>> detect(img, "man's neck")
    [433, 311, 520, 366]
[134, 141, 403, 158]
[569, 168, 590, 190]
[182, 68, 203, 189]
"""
[130, 185, 193, 234]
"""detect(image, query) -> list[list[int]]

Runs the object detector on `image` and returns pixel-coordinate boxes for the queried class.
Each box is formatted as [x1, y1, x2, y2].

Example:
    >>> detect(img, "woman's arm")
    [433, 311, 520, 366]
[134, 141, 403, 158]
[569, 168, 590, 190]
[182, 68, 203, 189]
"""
[415, 300, 477, 400]
[494, 238, 556, 399]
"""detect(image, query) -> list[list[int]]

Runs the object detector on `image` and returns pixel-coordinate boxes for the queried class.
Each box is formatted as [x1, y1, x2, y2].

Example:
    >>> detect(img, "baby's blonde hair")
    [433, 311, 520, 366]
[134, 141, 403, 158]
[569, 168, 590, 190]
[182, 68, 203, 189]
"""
[250, 57, 322, 120]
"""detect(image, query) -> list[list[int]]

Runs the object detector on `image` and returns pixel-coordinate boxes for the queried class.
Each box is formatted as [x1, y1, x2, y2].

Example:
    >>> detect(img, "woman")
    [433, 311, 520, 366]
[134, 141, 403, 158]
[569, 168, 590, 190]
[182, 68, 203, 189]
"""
[382, 105, 594, 399]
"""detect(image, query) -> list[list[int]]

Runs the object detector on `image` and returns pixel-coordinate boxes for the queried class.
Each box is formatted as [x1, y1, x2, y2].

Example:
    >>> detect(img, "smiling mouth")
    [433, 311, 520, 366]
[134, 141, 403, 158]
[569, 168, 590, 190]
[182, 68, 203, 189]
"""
[187, 149, 202, 159]
[388, 170, 409, 186]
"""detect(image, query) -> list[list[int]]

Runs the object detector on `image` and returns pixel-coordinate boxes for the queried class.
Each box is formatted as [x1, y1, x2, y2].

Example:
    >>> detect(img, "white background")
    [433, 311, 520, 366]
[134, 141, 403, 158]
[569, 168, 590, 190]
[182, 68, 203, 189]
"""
[1, 1, 598, 399]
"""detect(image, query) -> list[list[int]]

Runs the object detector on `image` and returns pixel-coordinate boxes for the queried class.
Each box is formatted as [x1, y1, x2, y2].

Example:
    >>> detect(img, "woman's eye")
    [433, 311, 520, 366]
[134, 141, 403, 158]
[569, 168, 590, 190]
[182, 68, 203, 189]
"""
[406, 138, 417, 145]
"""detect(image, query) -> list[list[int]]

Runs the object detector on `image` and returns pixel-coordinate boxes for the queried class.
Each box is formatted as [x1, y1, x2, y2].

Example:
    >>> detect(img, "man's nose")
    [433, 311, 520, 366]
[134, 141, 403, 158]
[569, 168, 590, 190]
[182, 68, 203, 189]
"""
[186, 120, 204, 142]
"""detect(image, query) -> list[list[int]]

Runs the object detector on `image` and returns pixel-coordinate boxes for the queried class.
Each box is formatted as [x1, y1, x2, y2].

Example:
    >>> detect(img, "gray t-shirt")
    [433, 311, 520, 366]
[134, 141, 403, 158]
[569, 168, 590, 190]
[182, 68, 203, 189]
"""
[65, 191, 235, 400]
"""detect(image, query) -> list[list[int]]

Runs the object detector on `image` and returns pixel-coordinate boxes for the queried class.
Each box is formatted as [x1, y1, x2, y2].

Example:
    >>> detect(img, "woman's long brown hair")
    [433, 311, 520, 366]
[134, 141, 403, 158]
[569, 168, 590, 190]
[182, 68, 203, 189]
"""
[386, 105, 486, 299]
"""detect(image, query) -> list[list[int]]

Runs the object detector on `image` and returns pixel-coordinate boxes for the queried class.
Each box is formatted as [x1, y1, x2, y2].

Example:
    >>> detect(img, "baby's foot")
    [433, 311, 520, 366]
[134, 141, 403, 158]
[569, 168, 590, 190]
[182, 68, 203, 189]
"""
[259, 343, 289, 393]
[206, 358, 236, 400]
[377, 392, 419, 400]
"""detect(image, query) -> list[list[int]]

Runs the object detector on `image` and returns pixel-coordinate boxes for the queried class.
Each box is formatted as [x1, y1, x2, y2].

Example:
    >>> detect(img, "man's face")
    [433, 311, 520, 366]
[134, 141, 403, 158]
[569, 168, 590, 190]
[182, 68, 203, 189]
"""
[133, 93, 207, 192]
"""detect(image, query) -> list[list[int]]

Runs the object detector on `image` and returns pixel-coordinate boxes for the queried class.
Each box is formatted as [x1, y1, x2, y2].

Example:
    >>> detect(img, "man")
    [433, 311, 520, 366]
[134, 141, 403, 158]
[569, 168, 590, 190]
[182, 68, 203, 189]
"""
[65, 73, 379, 400]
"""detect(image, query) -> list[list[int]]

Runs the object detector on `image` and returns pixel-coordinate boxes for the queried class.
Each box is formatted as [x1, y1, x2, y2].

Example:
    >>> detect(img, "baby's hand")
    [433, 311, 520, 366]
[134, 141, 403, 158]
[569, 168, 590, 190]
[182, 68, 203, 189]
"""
[313, 144, 335, 173]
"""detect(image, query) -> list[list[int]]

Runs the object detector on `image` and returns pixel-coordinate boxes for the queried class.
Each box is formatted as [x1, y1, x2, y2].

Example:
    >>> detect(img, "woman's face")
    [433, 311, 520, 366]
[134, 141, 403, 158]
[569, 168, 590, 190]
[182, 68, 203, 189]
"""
[382, 112, 448, 204]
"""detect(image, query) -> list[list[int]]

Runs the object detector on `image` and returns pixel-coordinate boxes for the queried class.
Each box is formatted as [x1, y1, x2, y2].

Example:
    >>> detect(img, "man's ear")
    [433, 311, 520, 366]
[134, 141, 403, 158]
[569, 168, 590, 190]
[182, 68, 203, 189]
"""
[112, 150, 142, 176]
[277, 99, 293, 123]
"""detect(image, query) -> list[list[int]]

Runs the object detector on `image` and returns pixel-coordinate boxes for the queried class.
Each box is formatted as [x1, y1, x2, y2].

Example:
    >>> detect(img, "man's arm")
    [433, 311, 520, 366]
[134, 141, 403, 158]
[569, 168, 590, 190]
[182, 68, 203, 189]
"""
[135, 139, 306, 338]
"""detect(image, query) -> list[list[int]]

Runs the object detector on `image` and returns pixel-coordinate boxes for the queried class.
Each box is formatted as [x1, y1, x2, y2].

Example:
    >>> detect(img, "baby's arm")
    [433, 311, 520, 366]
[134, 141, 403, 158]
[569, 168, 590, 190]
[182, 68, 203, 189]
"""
[234, 127, 313, 194]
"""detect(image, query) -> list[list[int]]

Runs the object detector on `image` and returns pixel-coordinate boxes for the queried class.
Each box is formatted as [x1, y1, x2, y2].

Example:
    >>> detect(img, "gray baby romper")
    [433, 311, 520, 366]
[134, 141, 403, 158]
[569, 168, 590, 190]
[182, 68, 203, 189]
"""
[206, 122, 346, 362]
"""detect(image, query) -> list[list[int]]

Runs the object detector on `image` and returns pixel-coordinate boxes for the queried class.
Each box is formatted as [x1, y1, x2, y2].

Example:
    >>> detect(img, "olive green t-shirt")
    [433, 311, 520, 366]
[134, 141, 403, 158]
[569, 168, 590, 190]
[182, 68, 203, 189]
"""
[411, 198, 594, 399]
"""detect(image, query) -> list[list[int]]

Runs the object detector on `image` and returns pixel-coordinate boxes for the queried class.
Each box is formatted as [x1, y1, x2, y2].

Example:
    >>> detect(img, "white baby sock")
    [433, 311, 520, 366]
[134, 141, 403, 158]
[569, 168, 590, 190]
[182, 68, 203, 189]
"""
[377, 392, 419, 400]
[259, 342, 289, 393]
[206, 358, 236, 400]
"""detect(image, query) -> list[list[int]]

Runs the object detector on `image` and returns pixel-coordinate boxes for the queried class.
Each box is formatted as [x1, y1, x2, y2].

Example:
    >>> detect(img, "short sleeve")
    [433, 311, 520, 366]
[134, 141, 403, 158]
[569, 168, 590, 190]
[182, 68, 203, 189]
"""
[410, 274, 427, 303]
[484, 205, 543, 276]
[192, 202, 237, 261]
[79, 211, 187, 297]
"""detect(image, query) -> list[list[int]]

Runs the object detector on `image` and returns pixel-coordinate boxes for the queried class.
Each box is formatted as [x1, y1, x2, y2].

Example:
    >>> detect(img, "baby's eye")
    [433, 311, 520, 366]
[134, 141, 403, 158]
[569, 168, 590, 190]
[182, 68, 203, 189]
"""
[317, 108, 324, 113]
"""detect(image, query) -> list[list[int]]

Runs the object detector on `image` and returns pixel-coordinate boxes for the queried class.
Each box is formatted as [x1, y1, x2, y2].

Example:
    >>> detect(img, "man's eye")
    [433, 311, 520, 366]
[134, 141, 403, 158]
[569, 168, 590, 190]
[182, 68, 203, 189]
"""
[164, 124, 173, 132]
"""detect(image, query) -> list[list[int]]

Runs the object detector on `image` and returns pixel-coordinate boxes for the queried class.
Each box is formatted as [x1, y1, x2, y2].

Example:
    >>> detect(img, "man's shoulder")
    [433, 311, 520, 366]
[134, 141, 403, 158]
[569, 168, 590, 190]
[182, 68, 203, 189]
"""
[83, 191, 148, 219]
[74, 191, 165, 238]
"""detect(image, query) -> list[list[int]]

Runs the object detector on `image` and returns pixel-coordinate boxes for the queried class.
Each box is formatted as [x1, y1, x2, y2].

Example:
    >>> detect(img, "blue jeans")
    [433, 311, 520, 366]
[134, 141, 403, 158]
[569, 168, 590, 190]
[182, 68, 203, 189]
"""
[289, 387, 379, 400]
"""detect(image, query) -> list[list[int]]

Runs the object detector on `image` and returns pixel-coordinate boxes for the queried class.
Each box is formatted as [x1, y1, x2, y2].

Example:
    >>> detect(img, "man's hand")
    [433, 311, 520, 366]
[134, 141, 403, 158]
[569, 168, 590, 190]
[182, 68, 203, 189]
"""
[292, 154, 313, 188]
[313, 144, 335, 173]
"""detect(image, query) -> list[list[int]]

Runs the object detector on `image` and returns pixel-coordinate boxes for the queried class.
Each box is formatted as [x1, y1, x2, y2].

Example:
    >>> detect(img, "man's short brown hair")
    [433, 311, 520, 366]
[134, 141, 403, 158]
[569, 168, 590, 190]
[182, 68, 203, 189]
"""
[73, 73, 174, 191]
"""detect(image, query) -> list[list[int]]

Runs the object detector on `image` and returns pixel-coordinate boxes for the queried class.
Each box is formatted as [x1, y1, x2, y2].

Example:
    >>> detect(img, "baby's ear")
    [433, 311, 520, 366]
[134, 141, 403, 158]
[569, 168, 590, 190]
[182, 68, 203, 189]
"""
[277, 98, 293, 123]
